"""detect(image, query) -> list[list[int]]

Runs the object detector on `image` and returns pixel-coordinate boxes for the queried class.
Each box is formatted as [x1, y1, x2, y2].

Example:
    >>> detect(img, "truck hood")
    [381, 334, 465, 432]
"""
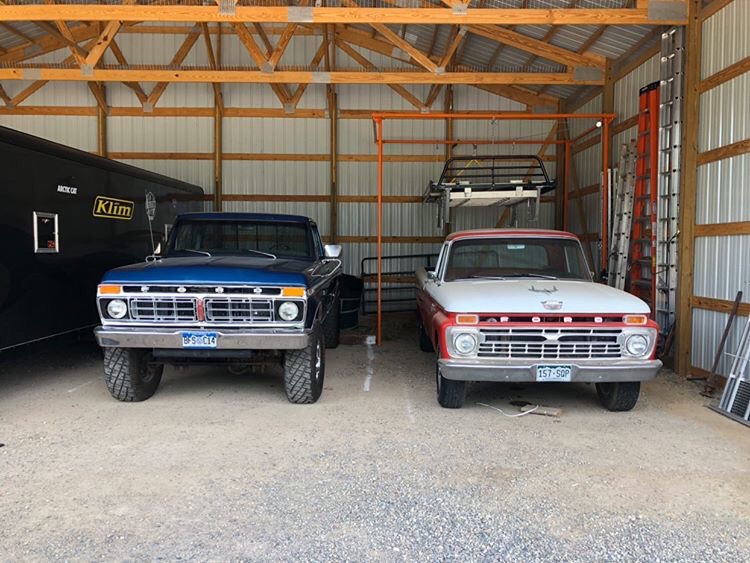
[101, 256, 313, 286]
[430, 278, 651, 315]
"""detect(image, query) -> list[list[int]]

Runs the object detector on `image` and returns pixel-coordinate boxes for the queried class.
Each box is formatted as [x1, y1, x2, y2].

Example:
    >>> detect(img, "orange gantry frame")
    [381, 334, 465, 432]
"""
[371, 111, 616, 345]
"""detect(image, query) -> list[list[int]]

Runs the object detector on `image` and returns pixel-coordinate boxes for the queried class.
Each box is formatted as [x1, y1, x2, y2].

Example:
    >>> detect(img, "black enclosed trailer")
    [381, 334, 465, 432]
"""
[0, 125, 204, 352]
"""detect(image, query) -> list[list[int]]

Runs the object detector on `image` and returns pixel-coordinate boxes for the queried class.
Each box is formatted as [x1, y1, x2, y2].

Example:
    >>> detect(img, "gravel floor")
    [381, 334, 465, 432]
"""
[1, 315, 749, 561]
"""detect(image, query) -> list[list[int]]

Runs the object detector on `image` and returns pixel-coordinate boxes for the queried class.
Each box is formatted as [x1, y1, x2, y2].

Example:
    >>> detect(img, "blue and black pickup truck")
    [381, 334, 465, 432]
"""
[94, 212, 342, 404]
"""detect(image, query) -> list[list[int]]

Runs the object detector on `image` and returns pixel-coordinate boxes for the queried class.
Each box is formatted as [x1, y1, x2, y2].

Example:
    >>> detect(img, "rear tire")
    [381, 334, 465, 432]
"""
[283, 326, 325, 404]
[322, 295, 341, 349]
[103, 347, 163, 402]
[436, 354, 465, 409]
[596, 381, 640, 411]
[419, 322, 435, 353]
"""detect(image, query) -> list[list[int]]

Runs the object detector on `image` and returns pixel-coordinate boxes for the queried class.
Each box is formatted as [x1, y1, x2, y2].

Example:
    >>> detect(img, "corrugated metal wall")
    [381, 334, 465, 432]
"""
[690, 0, 750, 375]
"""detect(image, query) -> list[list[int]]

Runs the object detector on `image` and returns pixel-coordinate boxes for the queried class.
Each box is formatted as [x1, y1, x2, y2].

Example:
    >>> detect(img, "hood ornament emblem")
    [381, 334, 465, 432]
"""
[177, 286, 187, 293]
[529, 284, 558, 294]
[215, 287, 224, 293]
[542, 300, 563, 310]
[253, 287, 263, 294]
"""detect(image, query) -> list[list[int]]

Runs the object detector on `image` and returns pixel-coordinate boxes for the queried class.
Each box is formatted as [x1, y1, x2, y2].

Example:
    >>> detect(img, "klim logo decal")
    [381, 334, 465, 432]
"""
[93, 196, 134, 221]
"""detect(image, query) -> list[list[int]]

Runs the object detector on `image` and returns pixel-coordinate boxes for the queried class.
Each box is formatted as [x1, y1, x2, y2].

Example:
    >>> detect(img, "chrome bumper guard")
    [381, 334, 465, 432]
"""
[438, 358, 662, 382]
[94, 326, 311, 350]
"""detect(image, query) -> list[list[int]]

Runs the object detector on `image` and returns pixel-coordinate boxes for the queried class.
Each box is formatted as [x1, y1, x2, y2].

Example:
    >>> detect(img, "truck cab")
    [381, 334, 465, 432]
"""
[94, 212, 342, 404]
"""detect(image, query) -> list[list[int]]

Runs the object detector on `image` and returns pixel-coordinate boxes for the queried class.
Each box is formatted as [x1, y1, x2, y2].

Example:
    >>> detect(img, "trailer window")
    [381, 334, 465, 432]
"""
[33, 212, 59, 254]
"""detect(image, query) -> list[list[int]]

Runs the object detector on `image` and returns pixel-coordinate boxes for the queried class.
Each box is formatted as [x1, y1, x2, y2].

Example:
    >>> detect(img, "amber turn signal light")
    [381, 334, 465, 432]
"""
[623, 315, 648, 325]
[456, 314, 479, 325]
[281, 287, 306, 298]
[98, 285, 122, 295]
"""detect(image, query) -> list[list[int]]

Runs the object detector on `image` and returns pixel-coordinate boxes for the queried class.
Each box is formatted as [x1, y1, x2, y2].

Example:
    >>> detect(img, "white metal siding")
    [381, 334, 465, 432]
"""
[701, 0, 750, 80]
[613, 53, 660, 123]
[690, 0, 750, 374]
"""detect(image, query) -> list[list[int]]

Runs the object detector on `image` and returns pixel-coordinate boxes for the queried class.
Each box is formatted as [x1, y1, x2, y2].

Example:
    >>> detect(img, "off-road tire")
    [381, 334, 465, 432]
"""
[419, 322, 435, 353]
[283, 326, 325, 404]
[436, 354, 466, 408]
[103, 347, 163, 402]
[596, 381, 640, 412]
[322, 295, 341, 349]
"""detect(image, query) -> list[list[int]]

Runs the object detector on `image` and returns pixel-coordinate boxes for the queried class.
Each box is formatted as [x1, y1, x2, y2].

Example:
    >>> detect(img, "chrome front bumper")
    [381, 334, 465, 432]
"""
[94, 326, 312, 350]
[438, 358, 662, 383]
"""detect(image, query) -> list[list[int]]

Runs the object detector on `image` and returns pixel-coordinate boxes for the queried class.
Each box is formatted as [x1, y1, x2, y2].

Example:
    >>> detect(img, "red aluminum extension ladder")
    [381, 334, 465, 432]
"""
[628, 82, 659, 314]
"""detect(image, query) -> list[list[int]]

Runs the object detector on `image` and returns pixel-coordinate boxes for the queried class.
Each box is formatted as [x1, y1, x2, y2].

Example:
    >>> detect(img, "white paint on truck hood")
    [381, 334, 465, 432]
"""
[427, 279, 651, 315]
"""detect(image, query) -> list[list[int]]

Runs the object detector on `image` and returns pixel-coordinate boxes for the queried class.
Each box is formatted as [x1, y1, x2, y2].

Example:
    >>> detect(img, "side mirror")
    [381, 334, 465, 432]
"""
[427, 270, 437, 280]
[324, 244, 342, 259]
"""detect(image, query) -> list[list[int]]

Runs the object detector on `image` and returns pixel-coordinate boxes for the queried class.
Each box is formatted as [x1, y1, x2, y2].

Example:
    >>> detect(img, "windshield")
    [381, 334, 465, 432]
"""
[167, 219, 314, 259]
[444, 237, 590, 282]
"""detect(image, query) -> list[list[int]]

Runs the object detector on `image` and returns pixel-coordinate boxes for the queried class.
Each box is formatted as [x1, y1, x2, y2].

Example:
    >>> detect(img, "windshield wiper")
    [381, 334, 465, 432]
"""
[453, 273, 559, 281]
[179, 249, 212, 257]
[501, 273, 559, 280]
[244, 249, 277, 259]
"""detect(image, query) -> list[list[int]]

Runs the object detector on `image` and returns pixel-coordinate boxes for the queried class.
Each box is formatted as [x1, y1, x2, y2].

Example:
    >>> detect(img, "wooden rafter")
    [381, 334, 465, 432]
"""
[109, 39, 148, 104]
[232, 21, 292, 106]
[335, 25, 559, 106]
[0, 83, 10, 104]
[267, 23, 298, 72]
[0, 68, 603, 85]
[467, 24, 605, 69]
[524, 122, 558, 180]
[7, 81, 49, 107]
[0, 5, 689, 26]
[83, 19, 123, 70]
[0, 23, 97, 65]
[336, 40, 426, 110]
[369, 22, 439, 73]
[0, 22, 35, 44]
[288, 38, 329, 108]
[145, 26, 201, 110]
[201, 22, 223, 113]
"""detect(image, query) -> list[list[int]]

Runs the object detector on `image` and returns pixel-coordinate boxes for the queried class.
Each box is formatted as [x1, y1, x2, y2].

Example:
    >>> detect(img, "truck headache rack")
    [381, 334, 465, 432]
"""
[424, 155, 557, 229]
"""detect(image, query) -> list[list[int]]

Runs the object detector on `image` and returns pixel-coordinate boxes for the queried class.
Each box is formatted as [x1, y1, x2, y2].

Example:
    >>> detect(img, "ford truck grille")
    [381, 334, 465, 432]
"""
[130, 297, 197, 322]
[478, 328, 622, 359]
[204, 298, 273, 323]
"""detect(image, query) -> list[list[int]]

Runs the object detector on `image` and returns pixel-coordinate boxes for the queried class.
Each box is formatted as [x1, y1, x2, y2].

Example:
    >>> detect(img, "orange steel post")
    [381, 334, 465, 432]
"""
[376, 118, 384, 346]
[601, 118, 611, 269]
[564, 140, 571, 231]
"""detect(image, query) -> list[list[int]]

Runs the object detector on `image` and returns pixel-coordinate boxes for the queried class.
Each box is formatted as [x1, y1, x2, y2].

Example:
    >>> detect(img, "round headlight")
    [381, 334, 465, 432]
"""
[454, 332, 478, 355]
[107, 299, 128, 319]
[625, 334, 649, 356]
[278, 301, 300, 321]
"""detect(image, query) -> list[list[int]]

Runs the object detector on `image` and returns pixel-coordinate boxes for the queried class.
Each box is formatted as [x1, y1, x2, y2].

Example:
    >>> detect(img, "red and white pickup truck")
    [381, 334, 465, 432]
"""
[416, 229, 662, 411]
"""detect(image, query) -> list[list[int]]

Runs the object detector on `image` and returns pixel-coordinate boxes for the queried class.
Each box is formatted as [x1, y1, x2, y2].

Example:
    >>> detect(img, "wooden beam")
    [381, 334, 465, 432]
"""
[0, 22, 35, 43]
[369, 22, 440, 73]
[7, 81, 49, 107]
[87, 81, 108, 113]
[613, 27, 663, 81]
[694, 221, 750, 238]
[698, 56, 750, 93]
[697, 139, 750, 166]
[676, 0, 701, 376]
[691, 295, 750, 317]
[336, 40, 426, 110]
[83, 20, 123, 71]
[0, 6, 688, 25]
[467, 24, 605, 69]
[0, 68, 600, 85]
[701, 0, 736, 21]
[471, 83, 558, 107]
[266, 23, 298, 71]
[97, 96, 107, 157]
[232, 22, 291, 106]
[438, 25, 467, 69]
[109, 39, 148, 104]
[201, 22, 223, 113]
[0, 83, 10, 105]
[289, 38, 328, 108]
[145, 26, 201, 110]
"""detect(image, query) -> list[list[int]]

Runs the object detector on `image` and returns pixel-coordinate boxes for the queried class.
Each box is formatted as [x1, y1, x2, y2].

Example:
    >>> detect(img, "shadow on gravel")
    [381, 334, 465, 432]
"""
[157, 363, 287, 401]
[465, 381, 603, 411]
[0, 332, 102, 396]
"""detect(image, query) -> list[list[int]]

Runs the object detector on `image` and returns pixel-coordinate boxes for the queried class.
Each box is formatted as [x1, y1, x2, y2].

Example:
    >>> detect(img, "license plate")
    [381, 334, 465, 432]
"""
[536, 365, 572, 382]
[181, 332, 218, 349]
